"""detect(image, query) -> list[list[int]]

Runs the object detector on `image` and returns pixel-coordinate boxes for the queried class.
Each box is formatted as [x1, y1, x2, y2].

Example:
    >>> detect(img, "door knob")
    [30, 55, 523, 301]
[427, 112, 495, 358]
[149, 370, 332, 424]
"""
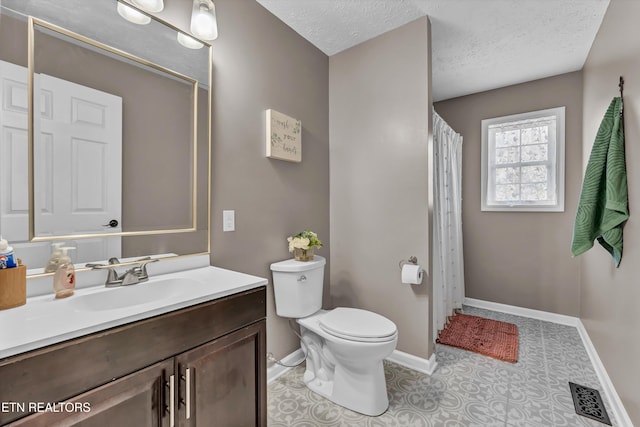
[103, 219, 119, 228]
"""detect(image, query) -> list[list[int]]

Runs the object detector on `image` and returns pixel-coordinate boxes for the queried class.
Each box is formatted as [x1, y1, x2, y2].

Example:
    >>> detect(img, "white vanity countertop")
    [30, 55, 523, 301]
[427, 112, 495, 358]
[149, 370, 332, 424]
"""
[0, 266, 268, 359]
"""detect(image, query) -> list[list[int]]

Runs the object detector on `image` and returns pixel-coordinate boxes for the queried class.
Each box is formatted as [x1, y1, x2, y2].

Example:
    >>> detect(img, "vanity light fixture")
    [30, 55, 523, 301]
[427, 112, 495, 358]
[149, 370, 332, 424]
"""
[131, 0, 164, 13]
[190, 0, 218, 41]
[117, 2, 151, 25]
[177, 32, 204, 49]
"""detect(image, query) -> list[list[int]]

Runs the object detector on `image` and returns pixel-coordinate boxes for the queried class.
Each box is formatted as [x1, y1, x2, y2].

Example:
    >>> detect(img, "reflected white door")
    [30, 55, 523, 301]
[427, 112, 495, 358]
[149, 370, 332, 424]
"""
[35, 73, 122, 237]
[0, 60, 122, 267]
[0, 60, 30, 241]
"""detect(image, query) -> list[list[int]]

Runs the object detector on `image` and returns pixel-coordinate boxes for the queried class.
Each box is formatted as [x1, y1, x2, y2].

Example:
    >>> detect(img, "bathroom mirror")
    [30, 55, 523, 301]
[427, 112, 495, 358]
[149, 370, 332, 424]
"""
[0, 0, 211, 275]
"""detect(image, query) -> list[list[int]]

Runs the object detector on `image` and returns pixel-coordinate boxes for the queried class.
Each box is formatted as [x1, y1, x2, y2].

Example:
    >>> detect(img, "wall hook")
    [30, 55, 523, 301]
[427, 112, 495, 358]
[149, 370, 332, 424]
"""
[619, 76, 624, 97]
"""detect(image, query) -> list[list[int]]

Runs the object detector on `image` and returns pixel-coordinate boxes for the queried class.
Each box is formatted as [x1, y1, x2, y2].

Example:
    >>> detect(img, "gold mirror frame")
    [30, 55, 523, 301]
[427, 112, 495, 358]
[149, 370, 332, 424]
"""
[28, 16, 202, 241]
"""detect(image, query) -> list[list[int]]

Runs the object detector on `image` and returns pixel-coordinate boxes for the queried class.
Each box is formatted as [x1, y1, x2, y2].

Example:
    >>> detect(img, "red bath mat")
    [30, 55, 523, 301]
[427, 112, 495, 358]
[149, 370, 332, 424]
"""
[436, 313, 519, 363]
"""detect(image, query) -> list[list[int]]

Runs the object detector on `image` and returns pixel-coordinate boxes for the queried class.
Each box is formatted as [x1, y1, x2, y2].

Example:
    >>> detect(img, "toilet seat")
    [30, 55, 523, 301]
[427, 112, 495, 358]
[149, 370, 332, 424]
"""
[319, 307, 397, 343]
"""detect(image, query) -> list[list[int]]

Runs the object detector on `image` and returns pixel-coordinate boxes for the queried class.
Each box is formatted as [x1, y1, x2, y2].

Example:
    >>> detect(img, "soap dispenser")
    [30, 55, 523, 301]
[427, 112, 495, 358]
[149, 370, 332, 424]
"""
[53, 247, 76, 299]
[44, 242, 65, 273]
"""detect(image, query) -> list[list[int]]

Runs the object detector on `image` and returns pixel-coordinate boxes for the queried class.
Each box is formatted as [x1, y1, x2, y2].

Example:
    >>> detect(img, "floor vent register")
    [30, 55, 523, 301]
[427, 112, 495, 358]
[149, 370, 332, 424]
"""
[569, 382, 612, 425]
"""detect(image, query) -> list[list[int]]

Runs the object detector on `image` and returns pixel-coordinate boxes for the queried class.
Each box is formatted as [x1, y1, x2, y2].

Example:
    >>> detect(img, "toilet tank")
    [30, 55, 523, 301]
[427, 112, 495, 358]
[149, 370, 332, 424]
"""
[270, 255, 326, 318]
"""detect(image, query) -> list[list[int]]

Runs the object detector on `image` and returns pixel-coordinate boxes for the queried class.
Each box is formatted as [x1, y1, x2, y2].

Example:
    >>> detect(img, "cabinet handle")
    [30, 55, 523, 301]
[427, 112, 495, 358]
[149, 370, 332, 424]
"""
[169, 375, 175, 427]
[185, 368, 191, 420]
[164, 380, 170, 416]
[179, 367, 192, 419]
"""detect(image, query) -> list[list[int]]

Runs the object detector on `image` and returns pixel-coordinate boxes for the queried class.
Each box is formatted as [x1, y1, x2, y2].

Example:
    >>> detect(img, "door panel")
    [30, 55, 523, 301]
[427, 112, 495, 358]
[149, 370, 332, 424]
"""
[11, 359, 173, 427]
[176, 321, 267, 427]
[35, 73, 122, 239]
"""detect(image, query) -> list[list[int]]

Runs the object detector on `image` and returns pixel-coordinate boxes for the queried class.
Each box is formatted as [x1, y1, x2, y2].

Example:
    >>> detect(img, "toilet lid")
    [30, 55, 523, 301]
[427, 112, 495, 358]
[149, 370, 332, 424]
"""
[319, 308, 397, 342]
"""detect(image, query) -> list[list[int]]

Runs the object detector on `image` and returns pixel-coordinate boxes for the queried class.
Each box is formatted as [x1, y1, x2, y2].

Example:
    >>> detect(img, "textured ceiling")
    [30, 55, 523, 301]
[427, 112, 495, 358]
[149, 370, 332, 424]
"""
[255, 0, 610, 101]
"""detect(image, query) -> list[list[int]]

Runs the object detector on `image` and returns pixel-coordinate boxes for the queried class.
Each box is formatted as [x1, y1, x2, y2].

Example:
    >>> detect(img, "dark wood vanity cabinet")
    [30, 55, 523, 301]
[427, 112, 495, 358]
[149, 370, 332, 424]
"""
[0, 287, 267, 427]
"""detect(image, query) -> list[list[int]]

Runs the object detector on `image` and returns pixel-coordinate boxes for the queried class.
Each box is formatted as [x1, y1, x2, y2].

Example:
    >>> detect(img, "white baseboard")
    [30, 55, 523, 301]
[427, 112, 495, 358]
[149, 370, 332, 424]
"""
[575, 320, 634, 427]
[465, 297, 633, 427]
[464, 297, 579, 326]
[267, 348, 305, 384]
[386, 350, 438, 376]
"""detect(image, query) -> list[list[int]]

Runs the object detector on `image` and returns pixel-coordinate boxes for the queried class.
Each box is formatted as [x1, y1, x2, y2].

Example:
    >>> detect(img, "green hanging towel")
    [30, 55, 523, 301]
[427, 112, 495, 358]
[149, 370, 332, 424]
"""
[571, 97, 628, 267]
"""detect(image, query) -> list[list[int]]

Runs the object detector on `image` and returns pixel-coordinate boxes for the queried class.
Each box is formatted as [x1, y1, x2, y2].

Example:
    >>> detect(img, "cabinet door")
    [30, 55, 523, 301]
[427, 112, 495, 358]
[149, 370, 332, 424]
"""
[11, 359, 173, 427]
[176, 320, 266, 427]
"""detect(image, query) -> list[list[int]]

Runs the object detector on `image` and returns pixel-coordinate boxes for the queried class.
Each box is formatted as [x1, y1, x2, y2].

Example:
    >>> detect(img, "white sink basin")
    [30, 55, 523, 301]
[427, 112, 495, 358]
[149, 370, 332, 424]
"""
[0, 264, 268, 359]
[75, 277, 205, 311]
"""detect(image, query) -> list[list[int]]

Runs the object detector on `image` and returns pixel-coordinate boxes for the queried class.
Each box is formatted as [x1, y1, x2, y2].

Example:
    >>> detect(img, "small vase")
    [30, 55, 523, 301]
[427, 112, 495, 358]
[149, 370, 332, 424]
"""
[294, 247, 315, 262]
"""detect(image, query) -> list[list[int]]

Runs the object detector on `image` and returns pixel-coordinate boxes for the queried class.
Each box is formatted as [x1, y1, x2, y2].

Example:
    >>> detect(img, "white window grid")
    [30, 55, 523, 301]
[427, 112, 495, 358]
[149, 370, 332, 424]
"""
[481, 107, 565, 212]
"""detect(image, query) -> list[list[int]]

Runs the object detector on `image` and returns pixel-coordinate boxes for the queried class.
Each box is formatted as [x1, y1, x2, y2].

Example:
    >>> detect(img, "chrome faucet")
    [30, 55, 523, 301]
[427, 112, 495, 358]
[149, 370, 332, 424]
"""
[87, 257, 159, 287]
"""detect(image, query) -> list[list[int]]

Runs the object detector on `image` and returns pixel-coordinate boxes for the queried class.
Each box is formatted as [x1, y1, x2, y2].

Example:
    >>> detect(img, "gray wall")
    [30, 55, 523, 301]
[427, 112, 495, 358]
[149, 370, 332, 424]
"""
[435, 72, 584, 316]
[329, 18, 433, 359]
[207, 0, 330, 361]
[581, 0, 640, 422]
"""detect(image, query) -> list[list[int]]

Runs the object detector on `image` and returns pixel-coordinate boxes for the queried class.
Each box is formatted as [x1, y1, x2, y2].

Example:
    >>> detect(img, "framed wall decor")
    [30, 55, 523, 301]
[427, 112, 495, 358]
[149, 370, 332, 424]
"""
[266, 109, 302, 162]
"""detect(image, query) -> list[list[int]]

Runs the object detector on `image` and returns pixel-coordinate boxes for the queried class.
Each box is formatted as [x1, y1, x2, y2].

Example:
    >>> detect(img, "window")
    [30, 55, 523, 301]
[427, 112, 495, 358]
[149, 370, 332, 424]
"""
[481, 107, 565, 212]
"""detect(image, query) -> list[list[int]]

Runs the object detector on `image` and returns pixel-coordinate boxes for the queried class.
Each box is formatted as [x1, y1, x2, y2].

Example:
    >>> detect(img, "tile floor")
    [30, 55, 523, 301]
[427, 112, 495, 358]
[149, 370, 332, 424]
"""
[268, 306, 617, 426]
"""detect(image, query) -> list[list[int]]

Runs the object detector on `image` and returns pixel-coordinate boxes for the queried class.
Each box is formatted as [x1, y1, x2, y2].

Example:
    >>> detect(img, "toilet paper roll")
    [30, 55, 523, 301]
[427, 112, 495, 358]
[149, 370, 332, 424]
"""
[401, 264, 423, 284]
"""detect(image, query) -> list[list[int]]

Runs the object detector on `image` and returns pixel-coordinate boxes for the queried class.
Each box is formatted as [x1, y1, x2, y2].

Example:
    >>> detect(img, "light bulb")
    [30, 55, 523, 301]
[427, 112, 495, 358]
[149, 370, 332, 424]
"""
[177, 32, 204, 50]
[131, 0, 164, 13]
[190, 0, 218, 41]
[117, 2, 151, 25]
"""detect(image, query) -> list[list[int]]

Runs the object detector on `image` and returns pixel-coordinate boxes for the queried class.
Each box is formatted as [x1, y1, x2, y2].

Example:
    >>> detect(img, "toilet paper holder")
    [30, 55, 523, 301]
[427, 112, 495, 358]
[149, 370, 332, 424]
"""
[398, 256, 424, 273]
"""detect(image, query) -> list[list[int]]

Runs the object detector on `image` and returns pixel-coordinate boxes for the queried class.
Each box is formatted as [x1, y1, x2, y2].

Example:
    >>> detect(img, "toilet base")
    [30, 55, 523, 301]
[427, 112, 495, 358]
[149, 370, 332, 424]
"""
[303, 360, 389, 416]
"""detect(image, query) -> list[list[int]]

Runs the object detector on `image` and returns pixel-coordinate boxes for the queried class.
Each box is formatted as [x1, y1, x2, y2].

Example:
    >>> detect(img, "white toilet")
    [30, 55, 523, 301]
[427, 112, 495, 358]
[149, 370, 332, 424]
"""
[270, 255, 398, 416]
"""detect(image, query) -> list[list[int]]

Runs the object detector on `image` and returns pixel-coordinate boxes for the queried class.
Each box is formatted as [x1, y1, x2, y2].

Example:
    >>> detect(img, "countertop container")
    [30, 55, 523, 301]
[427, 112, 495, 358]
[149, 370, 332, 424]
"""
[0, 264, 27, 310]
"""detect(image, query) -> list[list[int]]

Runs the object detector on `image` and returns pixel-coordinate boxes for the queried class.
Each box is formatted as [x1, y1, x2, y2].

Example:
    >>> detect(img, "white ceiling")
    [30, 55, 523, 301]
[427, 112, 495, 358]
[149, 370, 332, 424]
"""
[255, 0, 610, 101]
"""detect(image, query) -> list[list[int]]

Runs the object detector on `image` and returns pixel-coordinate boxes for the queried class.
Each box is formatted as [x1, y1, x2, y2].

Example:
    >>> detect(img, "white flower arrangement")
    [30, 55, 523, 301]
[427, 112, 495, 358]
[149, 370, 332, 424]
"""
[287, 230, 322, 253]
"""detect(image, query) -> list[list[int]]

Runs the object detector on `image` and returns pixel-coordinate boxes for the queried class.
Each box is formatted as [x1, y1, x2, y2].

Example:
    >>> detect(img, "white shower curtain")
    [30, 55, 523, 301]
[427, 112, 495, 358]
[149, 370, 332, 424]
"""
[433, 110, 465, 340]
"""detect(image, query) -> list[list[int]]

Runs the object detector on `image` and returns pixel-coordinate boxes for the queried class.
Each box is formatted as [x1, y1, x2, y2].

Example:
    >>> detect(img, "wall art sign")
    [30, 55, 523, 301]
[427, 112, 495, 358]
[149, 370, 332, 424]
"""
[266, 109, 301, 162]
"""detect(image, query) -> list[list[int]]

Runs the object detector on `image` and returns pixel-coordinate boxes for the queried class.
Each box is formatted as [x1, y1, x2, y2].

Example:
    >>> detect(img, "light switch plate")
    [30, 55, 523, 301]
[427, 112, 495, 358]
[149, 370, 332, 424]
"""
[223, 210, 235, 232]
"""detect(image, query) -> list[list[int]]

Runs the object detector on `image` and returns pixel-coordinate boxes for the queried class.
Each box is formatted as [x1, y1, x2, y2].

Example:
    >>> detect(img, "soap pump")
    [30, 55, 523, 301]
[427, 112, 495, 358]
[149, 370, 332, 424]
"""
[44, 242, 65, 273]
[53, 247, 76, 299]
